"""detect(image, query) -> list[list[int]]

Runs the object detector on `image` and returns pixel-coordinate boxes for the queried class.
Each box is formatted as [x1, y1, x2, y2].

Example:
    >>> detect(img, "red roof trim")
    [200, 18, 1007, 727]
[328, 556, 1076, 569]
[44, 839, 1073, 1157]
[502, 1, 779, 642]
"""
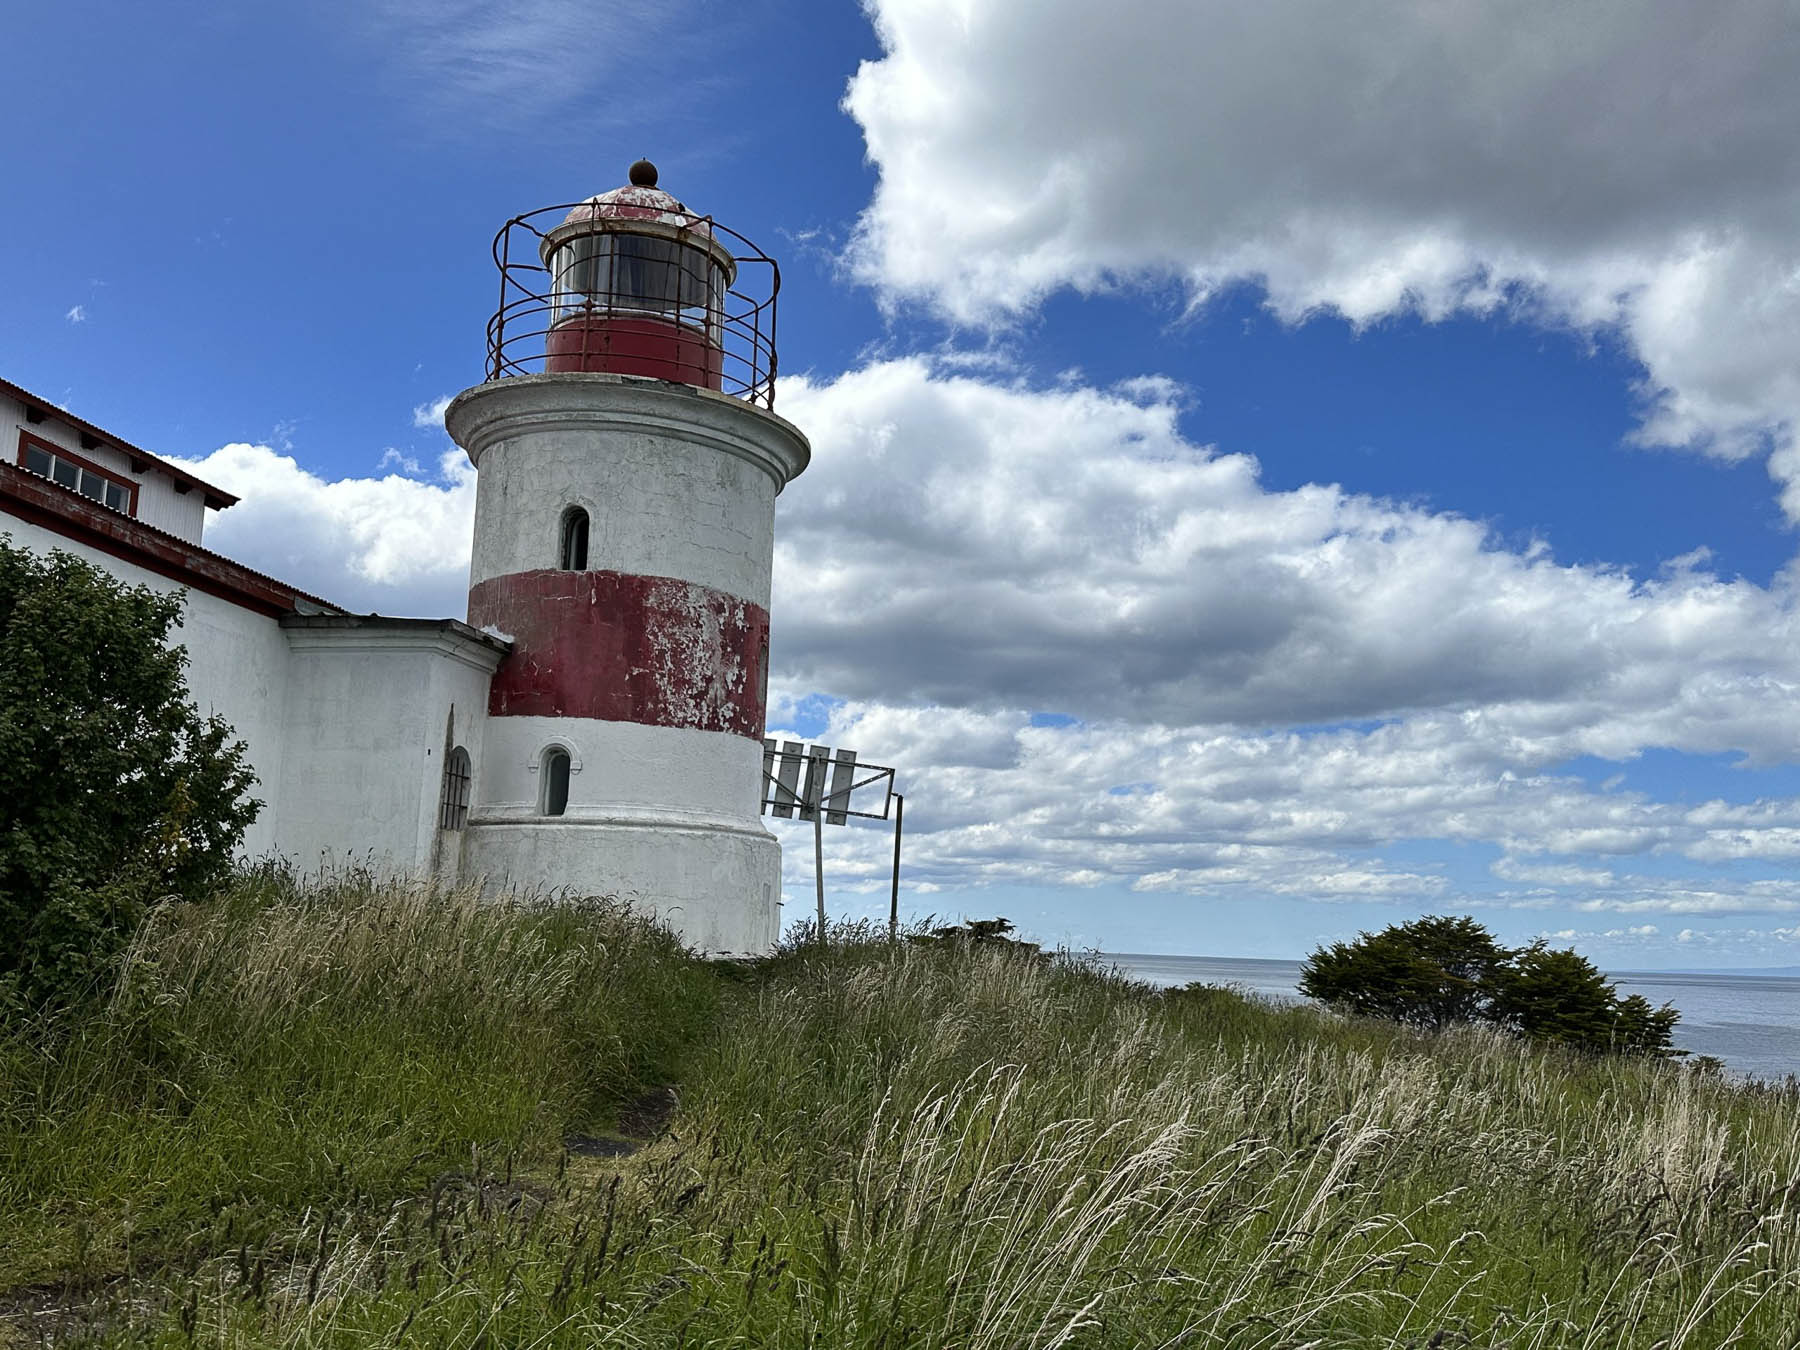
[0, 376, 241, 510]
[0, 459, 339, 618]
[17, 429, 141, 517]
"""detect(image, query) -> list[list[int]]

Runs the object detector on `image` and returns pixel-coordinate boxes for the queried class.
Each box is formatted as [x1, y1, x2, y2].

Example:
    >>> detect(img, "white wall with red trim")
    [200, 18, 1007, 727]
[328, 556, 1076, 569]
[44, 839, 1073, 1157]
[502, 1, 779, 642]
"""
[4, 393, 208, 544]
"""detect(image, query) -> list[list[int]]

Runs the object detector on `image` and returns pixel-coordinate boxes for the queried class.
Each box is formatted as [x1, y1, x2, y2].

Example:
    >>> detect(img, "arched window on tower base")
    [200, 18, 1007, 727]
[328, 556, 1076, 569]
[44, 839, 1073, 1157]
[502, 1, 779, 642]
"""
[541, 747, 572, 816]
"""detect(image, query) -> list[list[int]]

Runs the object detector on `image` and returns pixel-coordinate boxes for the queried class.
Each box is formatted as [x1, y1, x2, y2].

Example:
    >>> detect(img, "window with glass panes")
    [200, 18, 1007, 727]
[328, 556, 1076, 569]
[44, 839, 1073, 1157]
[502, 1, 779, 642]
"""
[16, 433, 136, 515]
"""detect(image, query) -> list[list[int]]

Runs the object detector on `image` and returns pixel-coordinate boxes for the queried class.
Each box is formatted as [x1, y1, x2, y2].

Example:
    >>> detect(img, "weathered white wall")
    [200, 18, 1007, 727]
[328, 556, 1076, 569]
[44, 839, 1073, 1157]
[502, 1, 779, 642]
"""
[0, 516, 292, 854]
[465, 715, 782, 951]
[276, 624, 501, 876]
[446, 374, 803, 953]
[0, 521, 508, 875]
[460, 817, 781, 954]
[2, 394, 209, 544]
[451, 374, 809, 605]
[475, 715, 763, 820]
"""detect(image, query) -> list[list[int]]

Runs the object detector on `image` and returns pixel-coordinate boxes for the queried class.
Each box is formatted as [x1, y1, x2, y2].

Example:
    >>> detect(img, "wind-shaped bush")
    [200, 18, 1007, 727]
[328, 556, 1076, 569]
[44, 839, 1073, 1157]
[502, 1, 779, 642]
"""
[1300, 915, 1683, 1057]
[0, 542, 259, 1015]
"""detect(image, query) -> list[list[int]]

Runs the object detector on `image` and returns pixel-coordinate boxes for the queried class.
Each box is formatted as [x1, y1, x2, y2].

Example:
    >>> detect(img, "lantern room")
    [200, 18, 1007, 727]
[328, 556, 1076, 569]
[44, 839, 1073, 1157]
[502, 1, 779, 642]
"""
[482, 161, 779, 405]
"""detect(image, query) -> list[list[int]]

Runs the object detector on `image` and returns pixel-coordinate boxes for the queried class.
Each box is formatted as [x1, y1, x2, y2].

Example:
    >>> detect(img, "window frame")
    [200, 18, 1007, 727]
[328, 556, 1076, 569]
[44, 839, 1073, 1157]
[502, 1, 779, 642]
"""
[439, 745, 472, 831]
[548, 232, 725, 337]
[16, 431, 139, 517]
[540, 746, 573, 817]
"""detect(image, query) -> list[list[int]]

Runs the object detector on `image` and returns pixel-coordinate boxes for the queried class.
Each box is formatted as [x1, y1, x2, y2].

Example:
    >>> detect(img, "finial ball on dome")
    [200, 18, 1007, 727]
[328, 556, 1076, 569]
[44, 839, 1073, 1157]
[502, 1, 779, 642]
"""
[628, 158, 659, 187]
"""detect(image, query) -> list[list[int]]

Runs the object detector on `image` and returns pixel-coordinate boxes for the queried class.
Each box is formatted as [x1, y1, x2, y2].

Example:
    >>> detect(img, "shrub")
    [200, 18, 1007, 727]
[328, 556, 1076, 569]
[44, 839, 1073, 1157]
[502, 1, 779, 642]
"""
[1300, 915, 1683, 1057]
[0, 541, 259, 1015]
[1297, 914, 1511, 1029]
[1489, 941, 1617, 1048]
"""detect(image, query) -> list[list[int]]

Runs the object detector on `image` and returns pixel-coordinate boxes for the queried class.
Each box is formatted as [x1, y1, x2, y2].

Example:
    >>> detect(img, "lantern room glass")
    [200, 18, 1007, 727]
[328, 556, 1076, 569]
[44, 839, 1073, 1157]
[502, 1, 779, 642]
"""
[550, 232, 725, 338]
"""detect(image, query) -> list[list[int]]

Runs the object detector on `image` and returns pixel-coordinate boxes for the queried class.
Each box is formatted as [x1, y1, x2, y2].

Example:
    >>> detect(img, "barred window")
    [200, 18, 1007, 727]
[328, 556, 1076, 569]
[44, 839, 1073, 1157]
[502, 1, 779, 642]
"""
[439, 746, 472, 830]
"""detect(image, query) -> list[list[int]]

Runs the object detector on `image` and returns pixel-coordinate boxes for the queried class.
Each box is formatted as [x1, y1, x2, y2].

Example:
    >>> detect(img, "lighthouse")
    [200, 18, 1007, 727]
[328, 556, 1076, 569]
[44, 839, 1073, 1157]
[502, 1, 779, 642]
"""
[445, 162, 809, 953]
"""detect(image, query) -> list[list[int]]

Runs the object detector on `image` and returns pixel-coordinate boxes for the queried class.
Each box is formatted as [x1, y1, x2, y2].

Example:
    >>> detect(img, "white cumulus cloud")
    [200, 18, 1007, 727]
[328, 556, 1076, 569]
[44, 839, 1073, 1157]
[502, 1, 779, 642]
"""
[411, 396, 453, 430]
[845, 0, 1800, 506]
[171, 442, 477, 618]
[776, 359, 1800, 759]
[763, 686, 1800, 917]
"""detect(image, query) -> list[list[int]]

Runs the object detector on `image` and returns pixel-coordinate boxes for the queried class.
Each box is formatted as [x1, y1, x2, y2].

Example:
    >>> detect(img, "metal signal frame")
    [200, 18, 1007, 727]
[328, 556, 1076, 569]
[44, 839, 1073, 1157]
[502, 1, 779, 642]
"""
[761, 740, 903, 937]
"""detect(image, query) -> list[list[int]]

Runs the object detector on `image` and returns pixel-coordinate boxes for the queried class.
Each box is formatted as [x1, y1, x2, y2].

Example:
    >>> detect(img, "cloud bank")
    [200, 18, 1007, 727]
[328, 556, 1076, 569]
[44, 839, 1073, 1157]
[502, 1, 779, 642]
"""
[174, 442, 476, 618]
[766, 687, 1800, 921]
[845, 0, 1800, 504]
[776, 361, 1800, 763]
[757, 359, 1800, 923]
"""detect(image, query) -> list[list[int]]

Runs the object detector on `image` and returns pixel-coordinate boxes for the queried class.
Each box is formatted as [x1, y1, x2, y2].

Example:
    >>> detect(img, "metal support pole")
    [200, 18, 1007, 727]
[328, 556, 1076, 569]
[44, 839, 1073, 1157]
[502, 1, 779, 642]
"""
[888, 793, 905, 941]
[813, 783, 827, 942]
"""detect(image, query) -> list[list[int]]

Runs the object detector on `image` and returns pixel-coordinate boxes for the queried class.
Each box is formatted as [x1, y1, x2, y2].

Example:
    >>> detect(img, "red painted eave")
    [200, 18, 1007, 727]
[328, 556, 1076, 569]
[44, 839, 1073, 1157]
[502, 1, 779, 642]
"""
[0, 459, 340, 617]
[0, 376, 241, 510]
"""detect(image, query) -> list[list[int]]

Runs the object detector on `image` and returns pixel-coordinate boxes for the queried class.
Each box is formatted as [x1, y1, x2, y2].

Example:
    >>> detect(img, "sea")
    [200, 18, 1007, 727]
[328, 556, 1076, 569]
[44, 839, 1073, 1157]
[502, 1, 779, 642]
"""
[1103, 953, 1800, 1083]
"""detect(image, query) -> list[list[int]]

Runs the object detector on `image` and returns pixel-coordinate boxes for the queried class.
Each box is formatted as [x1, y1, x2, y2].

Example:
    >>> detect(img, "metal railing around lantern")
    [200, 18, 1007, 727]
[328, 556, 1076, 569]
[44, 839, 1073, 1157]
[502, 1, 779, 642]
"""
[482, 202, 781, 411]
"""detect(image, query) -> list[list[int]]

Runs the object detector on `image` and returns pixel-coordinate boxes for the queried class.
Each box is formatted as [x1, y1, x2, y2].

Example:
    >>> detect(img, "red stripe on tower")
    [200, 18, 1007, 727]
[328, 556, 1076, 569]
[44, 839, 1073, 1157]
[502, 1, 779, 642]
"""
[470, 569, 768, 736]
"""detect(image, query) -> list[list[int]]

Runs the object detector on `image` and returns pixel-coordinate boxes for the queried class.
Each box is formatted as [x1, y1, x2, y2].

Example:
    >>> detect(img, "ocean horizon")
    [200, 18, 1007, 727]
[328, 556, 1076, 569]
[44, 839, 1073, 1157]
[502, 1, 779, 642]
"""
[1101, 952, 1800, 1083]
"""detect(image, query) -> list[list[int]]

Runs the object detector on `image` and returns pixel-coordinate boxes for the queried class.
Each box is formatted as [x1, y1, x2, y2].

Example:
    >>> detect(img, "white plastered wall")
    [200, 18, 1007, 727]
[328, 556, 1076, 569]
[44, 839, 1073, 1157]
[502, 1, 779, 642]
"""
[453, 374, 809, 604]
[276, 625, 501, 877]
[446, 374, 805, 953]
[463, 715, 781, 951]
[0, 516, 292, 854]
[460, 817, 781, 954]
[475, 715, 765, 823]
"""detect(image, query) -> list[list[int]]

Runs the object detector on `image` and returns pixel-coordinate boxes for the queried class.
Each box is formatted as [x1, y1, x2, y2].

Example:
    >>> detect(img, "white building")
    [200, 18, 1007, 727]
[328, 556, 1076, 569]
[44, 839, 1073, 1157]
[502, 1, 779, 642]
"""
[0, 164, 809, 954]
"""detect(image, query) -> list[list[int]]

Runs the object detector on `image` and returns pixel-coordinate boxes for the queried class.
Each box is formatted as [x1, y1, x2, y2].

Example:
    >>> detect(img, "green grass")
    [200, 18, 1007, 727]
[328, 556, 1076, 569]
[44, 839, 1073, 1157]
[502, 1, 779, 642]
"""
[0, 867, 714, 1293]
[5, 878, 1800, 1346]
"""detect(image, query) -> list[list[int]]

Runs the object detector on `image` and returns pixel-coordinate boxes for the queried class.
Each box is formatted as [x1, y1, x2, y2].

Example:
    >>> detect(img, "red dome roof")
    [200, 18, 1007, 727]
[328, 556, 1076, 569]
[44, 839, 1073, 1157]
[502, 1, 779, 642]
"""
[560, 181, 701, 231]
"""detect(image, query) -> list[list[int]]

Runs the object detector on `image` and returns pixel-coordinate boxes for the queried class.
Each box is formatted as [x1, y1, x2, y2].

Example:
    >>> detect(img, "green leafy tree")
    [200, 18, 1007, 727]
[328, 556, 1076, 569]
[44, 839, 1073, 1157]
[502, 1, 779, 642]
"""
[1300, 915, 1683, 1059]
[1611, 992, 1684, 1059]
[1490, 944, 1683, 1058]
[0, 541, 260, 1014]
[1297, 915, 1512, 1029]
[1489, 942, 1618, 1049]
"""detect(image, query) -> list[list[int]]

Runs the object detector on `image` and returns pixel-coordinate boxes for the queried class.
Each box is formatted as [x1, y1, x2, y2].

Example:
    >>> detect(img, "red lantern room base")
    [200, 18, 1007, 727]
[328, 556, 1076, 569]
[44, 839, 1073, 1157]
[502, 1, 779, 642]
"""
[545, 317, 724, 390]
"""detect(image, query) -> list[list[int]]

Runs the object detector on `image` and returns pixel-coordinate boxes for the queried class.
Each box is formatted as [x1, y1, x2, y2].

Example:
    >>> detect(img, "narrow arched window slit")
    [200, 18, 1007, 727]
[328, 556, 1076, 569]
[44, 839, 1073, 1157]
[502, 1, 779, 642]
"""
[541, 747, 572, 816]
[559, 507, 589, 570]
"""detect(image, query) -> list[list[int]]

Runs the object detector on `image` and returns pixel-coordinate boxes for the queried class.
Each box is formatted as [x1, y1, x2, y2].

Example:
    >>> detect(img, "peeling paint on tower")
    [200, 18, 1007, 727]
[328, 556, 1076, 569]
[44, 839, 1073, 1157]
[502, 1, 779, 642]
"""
[469, 568, 768, 737]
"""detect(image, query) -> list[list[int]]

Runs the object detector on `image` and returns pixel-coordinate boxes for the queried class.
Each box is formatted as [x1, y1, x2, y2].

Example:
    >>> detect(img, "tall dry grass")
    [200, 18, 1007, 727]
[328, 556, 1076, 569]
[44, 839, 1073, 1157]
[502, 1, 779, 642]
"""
[8, 892, 1800, 1347]
[0, 866, 712, 1289]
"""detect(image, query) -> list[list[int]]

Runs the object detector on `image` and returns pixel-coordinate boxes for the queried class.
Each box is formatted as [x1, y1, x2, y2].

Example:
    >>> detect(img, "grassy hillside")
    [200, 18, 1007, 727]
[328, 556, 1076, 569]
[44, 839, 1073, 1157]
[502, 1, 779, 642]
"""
[4, 874, 1800, 1347]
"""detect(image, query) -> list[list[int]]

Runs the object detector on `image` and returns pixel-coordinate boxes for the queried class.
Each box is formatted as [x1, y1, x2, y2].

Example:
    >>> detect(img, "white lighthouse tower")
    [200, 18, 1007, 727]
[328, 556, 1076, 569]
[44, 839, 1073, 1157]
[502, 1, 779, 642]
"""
[446, 161, 809, 952]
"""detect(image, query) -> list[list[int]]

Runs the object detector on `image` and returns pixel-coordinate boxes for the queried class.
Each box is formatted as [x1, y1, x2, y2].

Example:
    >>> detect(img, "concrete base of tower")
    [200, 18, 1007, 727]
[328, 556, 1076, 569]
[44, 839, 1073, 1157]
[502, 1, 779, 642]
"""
[459, 814, 782, 955]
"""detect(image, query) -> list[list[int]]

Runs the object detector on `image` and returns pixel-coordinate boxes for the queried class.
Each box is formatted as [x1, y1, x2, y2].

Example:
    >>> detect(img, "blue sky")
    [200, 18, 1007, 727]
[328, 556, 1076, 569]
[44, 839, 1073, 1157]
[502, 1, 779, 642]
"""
[8, 1, 1800, 968]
